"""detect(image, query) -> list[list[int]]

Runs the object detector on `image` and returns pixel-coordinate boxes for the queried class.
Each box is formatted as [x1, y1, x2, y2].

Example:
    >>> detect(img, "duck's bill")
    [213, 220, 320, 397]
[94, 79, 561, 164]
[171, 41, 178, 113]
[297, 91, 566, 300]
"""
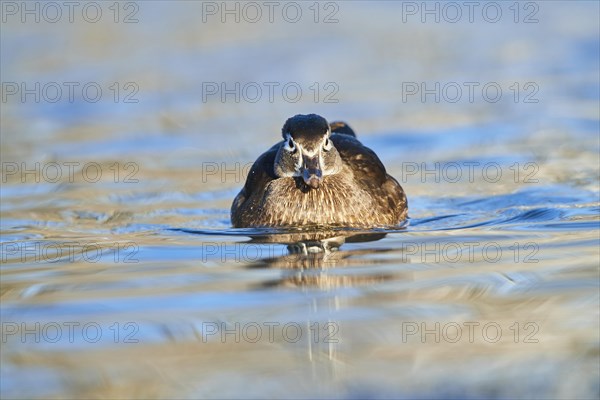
[302, 155, 322, 189]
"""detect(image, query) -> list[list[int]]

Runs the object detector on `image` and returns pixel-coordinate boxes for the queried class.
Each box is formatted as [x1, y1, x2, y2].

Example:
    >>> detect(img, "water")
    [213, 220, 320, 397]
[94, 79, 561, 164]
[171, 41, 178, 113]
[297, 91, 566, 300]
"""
[1, 2, 599, 399]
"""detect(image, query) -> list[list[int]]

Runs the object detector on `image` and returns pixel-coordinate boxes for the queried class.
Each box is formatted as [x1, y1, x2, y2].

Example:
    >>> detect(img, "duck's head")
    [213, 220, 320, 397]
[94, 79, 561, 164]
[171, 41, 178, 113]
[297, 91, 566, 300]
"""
[274, 114, 343, 189]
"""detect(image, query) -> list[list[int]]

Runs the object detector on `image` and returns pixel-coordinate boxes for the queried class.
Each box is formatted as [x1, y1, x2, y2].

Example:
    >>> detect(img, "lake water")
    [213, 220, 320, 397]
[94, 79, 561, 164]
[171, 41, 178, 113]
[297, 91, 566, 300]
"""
[1, 1, 599, 399]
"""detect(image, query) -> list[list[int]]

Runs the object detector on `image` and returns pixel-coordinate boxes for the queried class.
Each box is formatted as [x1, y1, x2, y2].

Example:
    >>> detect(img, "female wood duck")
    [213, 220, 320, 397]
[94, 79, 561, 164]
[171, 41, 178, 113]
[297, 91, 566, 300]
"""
[231, 114, 408, 228]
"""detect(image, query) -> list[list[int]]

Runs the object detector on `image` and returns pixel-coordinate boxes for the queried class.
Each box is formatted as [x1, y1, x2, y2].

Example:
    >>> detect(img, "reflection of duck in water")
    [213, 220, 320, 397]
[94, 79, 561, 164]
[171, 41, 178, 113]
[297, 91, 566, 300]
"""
[245, 230, 403, 289]
[231, 114, 408, 228]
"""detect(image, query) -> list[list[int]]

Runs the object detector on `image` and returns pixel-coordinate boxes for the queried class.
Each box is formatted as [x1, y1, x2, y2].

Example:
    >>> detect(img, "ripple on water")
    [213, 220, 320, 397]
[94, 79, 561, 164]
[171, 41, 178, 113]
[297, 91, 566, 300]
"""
[2, 3, 599, 398]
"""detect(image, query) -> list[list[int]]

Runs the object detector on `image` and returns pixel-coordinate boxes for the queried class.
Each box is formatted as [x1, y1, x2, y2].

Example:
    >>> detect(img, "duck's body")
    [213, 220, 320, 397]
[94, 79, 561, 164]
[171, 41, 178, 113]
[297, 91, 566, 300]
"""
[231, 114, 407, 228]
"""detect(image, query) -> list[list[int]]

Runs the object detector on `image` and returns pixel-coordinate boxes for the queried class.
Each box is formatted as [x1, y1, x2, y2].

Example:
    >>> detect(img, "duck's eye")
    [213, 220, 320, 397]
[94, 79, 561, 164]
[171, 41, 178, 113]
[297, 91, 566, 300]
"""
[286, 137, 296, 152]
[323, 138, 331, 151]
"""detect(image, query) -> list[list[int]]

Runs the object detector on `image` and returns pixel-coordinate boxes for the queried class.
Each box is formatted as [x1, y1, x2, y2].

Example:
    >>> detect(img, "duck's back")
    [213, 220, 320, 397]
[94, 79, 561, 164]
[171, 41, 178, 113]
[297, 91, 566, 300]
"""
[330, 132, 407, 223]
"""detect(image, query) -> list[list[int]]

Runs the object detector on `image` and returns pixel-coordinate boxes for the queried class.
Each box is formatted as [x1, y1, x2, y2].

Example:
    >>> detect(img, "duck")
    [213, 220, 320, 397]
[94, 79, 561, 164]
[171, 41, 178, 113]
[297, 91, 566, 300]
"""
[231, 114, 407, 228]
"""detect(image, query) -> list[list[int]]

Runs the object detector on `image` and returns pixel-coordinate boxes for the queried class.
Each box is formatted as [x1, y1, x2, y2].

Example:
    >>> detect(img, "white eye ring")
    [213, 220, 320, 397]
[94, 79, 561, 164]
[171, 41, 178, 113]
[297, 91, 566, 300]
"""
[323, 137, 332, 151]
[285, 136, 296, 152]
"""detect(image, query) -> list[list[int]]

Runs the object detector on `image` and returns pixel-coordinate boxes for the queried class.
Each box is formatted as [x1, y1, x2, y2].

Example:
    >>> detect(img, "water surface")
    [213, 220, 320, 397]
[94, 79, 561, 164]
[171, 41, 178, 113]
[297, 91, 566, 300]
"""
[1, 2, 599, 399]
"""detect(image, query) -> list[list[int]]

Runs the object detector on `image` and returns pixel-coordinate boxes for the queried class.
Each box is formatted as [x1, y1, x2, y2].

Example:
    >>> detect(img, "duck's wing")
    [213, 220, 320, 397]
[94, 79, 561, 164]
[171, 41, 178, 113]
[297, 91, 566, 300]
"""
[329, 121, 356, 137]
[231, 142, 280, 220]
[330, 133, 388, 186]
[330, 120, 387, 183]
[331, 131, 408, 222]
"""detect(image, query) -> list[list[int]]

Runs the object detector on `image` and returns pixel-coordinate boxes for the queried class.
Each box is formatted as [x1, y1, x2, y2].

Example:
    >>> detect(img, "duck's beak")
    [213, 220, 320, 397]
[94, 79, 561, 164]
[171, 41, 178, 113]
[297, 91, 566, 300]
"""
[302, 154, 322, 189]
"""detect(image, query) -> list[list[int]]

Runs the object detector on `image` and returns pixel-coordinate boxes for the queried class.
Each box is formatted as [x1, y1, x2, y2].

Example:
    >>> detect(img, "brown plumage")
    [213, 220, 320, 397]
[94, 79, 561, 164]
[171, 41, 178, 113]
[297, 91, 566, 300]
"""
[231, 114, 408, 228]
